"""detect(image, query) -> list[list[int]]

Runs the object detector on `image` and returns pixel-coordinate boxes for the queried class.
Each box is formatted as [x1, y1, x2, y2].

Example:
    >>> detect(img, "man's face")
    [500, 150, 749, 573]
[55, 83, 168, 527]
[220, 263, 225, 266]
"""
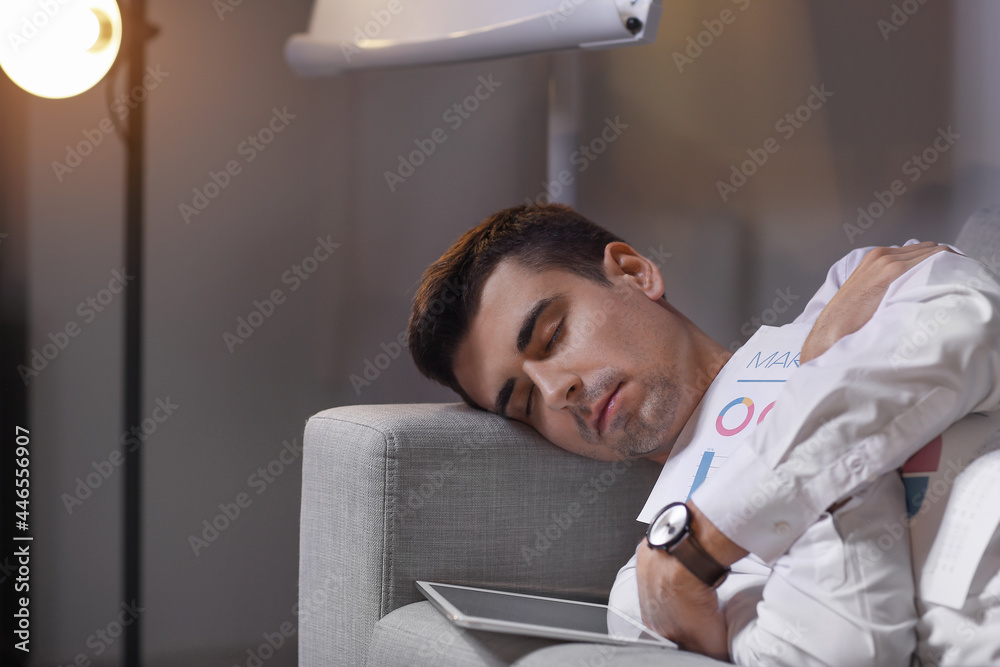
[453, 243, 709, 463]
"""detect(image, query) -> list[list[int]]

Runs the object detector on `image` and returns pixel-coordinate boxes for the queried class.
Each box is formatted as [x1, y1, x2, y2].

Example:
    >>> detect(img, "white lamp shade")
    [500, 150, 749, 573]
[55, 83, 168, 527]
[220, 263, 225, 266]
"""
[0, 0, 122, 99]
[286, 0, 662, 77]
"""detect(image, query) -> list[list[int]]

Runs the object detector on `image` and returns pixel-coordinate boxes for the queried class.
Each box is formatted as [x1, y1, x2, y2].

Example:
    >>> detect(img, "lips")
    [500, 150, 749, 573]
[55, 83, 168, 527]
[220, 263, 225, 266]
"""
[592, 382, 623, 436]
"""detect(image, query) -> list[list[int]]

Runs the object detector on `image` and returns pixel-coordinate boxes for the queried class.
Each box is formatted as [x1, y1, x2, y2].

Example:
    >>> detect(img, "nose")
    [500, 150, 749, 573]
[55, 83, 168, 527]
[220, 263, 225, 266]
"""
[524, 359, 580, 411]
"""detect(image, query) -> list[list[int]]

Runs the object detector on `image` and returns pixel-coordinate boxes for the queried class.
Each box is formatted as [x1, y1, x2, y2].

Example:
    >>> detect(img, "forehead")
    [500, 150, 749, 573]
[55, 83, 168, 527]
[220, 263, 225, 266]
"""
[474, 257, 605, 314]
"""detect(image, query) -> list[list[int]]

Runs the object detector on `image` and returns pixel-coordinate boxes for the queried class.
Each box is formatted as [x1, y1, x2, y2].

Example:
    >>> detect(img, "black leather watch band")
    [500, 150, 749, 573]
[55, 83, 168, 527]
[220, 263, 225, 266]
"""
[670, 530, 730, 589]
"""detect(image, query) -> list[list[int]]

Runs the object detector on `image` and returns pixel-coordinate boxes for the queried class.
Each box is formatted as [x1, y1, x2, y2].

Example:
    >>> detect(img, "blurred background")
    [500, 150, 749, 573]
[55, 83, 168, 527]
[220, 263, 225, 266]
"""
[1, 0, 999, 664]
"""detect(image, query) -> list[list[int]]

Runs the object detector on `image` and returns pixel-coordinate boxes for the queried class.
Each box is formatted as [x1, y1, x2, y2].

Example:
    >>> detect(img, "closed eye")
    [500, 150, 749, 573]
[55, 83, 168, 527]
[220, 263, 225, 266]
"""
[527, 320, 564, 418]
[545, 320, 564, 352]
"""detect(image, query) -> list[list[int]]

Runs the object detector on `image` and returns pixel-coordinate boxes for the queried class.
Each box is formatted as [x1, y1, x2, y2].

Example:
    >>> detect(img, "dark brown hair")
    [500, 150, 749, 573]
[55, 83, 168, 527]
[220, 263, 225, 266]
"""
[407, 203, 623, 405]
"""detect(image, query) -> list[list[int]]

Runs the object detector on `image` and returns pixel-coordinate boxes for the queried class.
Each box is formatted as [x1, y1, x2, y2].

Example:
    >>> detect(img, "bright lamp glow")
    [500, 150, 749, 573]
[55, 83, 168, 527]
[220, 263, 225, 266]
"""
[0, 0, 122, 99]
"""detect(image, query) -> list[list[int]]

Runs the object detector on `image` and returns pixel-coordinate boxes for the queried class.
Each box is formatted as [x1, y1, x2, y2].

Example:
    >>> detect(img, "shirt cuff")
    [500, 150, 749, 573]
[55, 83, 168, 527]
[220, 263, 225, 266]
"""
[691, 443, 817, 565]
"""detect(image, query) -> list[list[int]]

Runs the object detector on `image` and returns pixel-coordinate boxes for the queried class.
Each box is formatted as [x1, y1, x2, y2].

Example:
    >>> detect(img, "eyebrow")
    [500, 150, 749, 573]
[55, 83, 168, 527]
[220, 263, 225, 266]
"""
[494, 295, 561, 417]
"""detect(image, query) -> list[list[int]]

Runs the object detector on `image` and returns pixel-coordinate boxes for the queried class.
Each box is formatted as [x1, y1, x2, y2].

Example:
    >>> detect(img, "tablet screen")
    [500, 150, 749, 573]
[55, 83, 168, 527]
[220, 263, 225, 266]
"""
[416, 581, 675, 647]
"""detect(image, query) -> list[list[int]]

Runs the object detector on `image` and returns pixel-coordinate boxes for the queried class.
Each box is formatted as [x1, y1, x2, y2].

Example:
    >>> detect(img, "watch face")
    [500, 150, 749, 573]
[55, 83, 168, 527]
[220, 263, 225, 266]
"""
[647, 503, 689, 549]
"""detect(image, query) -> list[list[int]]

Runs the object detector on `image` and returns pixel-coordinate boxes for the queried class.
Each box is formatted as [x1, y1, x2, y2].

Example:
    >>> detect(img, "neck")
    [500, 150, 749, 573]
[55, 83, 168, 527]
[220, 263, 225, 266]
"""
[671, 302, 734, 405]
[645, 308, 733, 465]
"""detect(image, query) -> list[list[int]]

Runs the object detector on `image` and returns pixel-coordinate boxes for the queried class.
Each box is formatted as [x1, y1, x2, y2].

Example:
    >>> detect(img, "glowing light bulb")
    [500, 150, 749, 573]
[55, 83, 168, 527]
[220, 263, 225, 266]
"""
[65, 7, 103, 54]
[0, 0, 122, 99]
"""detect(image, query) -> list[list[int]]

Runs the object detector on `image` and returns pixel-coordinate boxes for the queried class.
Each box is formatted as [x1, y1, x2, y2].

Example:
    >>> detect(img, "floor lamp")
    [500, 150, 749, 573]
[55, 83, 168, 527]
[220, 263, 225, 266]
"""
[0, 2, 154, 665]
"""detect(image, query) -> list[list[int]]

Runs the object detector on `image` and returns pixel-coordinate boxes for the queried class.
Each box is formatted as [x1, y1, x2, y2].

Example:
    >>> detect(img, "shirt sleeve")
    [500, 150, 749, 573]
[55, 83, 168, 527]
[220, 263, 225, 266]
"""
[693, 243, 1000, 564]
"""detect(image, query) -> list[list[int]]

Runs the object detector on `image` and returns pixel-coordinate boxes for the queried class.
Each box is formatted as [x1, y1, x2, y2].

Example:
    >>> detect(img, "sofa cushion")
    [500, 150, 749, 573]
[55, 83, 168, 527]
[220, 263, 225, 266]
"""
[367, 601, 729, 667]
[367, 601, 562, 666]
[512, 642, 731, 666]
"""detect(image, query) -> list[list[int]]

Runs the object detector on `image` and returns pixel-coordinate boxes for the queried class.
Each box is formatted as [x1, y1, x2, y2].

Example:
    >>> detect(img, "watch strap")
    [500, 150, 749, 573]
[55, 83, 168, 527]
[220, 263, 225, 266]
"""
[670, 530, 730, 588]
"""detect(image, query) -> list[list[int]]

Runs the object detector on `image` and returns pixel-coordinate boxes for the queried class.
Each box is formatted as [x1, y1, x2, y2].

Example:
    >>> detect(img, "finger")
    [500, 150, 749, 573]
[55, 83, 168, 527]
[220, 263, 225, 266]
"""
[864, 241, 947, 262]
[857, 244, 932, 270]
[867, 241, 937, 256]
[893, 242, 947, 256]
[891, 244, 952, 267]
[858, 244, 949, 278]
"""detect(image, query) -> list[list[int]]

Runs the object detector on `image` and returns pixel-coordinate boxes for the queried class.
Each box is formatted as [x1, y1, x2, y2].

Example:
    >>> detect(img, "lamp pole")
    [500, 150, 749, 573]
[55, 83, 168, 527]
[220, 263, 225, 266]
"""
[123, 1, 155, 664]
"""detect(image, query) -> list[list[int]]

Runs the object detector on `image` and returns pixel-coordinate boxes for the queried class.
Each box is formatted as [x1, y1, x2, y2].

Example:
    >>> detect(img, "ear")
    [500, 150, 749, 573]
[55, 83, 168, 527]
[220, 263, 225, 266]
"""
[602, 242, 665, 302]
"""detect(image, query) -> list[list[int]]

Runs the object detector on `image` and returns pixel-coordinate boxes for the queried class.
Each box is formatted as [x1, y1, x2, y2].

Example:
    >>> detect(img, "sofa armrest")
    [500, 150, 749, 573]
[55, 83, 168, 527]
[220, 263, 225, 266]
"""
[298, 402, 660, 667]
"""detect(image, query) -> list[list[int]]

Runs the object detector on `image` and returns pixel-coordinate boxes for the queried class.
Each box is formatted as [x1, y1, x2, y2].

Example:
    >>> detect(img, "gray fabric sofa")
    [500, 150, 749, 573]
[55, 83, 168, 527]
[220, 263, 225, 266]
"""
[298, 205, 1000, 667]
[297, 403, 727, 666]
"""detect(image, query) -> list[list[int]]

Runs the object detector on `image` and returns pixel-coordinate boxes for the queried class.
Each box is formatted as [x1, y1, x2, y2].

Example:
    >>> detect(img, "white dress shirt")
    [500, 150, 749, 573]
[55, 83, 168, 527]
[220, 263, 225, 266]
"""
[694, 241, 1000, 563]
[610, 240, 1000, 665]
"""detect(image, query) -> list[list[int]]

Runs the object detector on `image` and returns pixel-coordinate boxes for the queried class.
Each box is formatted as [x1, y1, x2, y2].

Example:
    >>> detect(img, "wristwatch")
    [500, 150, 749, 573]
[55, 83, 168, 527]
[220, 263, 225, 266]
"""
[646, 502, 730, 588]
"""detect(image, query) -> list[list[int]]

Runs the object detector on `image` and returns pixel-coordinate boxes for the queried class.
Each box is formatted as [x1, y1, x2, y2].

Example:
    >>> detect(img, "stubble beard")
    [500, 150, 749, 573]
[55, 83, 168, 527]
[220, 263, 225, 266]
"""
[575, 367, 681, 459]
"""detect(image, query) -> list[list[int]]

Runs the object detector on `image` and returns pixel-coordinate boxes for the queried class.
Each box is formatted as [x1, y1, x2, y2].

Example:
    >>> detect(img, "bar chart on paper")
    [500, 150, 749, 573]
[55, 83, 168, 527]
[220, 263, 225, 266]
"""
[686, 449, 727, 500]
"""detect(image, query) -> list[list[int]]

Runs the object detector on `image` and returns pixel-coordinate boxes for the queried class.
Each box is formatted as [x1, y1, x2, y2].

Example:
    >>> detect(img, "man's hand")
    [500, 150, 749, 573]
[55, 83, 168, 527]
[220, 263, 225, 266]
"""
[637, 541, 728, 660]
[801, 242, 954, 363]
[636, 502, 745, 661]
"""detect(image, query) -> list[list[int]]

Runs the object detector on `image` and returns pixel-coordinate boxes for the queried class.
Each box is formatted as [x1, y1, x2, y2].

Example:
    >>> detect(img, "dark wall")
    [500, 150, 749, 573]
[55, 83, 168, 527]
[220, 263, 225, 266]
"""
[0, 71, 29, 667]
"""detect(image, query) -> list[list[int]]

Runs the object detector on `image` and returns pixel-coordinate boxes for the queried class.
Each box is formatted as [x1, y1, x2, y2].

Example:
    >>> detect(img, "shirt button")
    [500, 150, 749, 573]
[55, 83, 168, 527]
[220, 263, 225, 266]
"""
[775, 521, 790, 535]
[847, 455, 864, 474]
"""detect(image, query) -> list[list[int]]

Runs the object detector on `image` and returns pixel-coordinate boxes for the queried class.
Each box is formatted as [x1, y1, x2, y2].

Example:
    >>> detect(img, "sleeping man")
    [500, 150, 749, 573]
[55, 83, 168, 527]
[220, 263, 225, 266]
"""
[405, 203, 1000, 665]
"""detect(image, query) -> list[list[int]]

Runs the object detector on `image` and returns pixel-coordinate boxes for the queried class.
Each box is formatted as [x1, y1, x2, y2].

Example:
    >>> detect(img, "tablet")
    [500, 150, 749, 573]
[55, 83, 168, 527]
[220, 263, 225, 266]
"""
[416, 581, 676, 648]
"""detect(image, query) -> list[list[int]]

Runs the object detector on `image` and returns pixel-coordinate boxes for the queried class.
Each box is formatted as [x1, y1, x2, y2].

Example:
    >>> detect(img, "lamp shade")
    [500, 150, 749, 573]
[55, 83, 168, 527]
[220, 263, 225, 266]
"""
[287, 0, 662, 77]
[0, 0, 122, 99]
